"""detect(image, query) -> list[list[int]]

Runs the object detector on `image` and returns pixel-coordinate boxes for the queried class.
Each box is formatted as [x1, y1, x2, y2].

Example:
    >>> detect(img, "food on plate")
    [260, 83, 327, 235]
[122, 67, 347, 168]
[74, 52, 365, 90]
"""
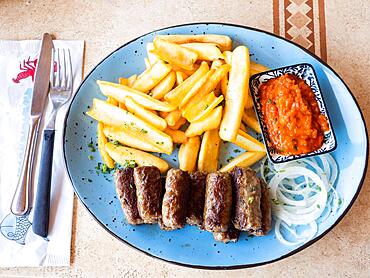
[124, 96, 167, 131]
[203, 172, 233, 232]
[260, 154, 340, 245]
[165, 109, 182, 127]
[168, 116, 186, 130]
[175, 71, 187, 85]
[242, 108, 262, 133]
[151, 70, 176, 100]
[115, 168, 143, 225]
[181, 43, 224, 61]
[105, 143, 169, 173]
[161, 169, 190, 230]
[103, 126, 162, 153]
[259, 74, 329, 155]
[233, 129, 265, 152]
[118, 77, 128, 86]
[220, 151, 266, 172]
[127, 74, 137, 87]
[107, 96, 119, 106]
[133, 166, 163, 223]
[185, 106, 223, 137]
[97, 80, 176, 112]
[153, 38, 198, 70]
[164, 61, 209, 106]
[186, 171, 207, 226]
[156, 34, 233, 52]
[163, 128, 188, 144]
[231, 167, 262, 231]
[146, 42, 161, 65]
[97, 122, 115, 169]
[213, 226, 240, 243]
[219, 46, 250, 142]
[131, 61, 172, 93]
[198, 129, 221, 172]
[178, 136, 201, 172]
[253, 179, 272, 236]
[87, 99, 173, 154]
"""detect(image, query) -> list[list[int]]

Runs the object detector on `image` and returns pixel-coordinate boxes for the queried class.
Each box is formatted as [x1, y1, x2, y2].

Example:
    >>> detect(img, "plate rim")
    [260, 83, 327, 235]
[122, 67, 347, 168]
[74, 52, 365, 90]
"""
[62, 22, 369, 270]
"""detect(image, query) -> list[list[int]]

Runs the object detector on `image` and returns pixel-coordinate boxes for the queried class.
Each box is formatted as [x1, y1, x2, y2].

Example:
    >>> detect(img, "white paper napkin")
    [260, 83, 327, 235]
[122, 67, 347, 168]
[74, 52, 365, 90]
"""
[0, 39, 84, 267]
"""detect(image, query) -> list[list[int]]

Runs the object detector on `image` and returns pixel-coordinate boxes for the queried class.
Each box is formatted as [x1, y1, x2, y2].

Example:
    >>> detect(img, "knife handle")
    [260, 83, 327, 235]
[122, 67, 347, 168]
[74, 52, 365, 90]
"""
[33, 129, 55, 238]
[11, 115, 40, 216]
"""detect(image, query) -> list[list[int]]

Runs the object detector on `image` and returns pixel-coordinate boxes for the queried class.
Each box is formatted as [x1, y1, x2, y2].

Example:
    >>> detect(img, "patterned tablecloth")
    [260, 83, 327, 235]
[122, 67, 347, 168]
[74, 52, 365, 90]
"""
[0, 0, 369, 277]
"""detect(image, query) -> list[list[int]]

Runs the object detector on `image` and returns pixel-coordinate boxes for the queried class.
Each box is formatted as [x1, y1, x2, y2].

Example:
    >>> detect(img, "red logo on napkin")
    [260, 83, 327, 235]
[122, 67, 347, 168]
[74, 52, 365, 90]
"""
[12, 57, 57, 84]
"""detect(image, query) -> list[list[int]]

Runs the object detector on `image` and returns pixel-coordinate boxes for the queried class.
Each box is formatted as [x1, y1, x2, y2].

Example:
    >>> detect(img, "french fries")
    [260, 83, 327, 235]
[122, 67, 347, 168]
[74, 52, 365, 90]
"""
[179, 69, 214, 109]
[164, 61, 209, 106]
[144, 58, 151, 69]
[220, 74, 228, 96]
[223, 51, 232, 64]
[198, 129, 221, 172]
[153, 38, 198, 70]
[169, 117, 186, 130]
[178, 136, 201, 172]
[165, 109, 182, 126]
[146, 42, 161, 65]
[240, 122, 248, 132]
[242, 108, 261, 133]
[176, 71, 187, 85]
[124, 97, 167, 130]
[103, 125, 162, 153]
[105, 142, 169, 173]
[164, 128, 188, 144]
[86, 99, 173, 154]
[97, 80, 176, 112]
[156, 34, 233, 52]
[171, 63, 200, 76]
[250, 61, 270, 75]
[127, 74, 137, 87]
[182, 43, 223, 61]
[183, 64, 229, 110]
[106, 96, 118, 106]
[182, 92, 223, 122]
[132, 61, 172, 93]
[97, 122, 115, 168]
[185, 106, 222, 137]
[119, 77, 128, 86]
[233, 129, 265, 152]
[151, 71, 176, 100]
[211, 59, 224, 69]
[219, 46, 250, 142]
[219, 151, 266, 172]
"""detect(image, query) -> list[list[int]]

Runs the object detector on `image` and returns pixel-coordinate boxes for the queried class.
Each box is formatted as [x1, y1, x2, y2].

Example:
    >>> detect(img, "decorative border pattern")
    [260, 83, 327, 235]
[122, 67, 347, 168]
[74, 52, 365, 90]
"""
[273, 0, 327, 61]
[250, 64, 337, 163]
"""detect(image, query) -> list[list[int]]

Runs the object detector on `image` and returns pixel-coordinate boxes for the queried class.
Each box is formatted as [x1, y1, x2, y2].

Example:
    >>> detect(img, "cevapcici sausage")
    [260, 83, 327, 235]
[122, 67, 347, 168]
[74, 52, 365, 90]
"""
[161, 169, 190, 230]
[213, 225, 240, 243]
[115, 168, 143, 225]
[231, 167, 262, 231]
[186, 171, 207, 226]
[134, 166, 163, 223]
[253, 179, 272, 236]
[203, 172, 232, 232]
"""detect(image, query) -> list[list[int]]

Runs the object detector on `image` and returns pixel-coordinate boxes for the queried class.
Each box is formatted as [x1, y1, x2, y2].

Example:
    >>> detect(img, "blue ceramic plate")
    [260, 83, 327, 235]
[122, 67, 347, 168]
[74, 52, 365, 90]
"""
[63, 23, 368, 269]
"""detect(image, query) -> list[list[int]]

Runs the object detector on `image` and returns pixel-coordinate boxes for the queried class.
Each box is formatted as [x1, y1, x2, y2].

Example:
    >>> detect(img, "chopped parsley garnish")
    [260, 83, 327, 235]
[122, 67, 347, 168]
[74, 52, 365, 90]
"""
[338, 198, 342, 206]
[248, 196, 254, 204]
[317, 186, 322, 192]
[272, 198, 280, 205]
[88, 155, 94, 160]
[204, 104, 209, 110]
[317, 204, 321, 209]
[112, 140, 120, 146]
[123, 160, 136, 168]
[155, 141, 164, 145]
[226, 156, 234, 162]
[101, 164, 108, 174]
[140, 128, 148, 134]
[233, 149, 241, 153]
[267, 99, 272, 104]
[88, 141, 96, 152]
[129, 184, 134, 189]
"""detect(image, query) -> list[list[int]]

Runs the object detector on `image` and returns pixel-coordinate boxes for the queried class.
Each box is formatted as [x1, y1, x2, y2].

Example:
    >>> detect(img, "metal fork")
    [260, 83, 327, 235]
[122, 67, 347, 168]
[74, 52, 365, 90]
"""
[32, 48, 73, 238]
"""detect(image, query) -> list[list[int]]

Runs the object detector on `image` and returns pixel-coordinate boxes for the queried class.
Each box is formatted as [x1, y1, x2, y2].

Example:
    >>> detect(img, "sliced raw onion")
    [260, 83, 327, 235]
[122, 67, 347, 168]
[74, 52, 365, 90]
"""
[262, 154, 341, 246]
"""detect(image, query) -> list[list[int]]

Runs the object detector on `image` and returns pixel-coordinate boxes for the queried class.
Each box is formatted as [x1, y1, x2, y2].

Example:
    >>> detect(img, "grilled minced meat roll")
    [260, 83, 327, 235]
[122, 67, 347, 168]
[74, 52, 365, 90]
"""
[203, 172, 232, 232]
[231, 167, 262, 232]
[186, 171, 207, 226]
[213, 225, 240, 243]
[252, 179, 272, 236]
[115, 168, 143, 225]
[134, 166, 163, 223]
[161, 169, 190, 230]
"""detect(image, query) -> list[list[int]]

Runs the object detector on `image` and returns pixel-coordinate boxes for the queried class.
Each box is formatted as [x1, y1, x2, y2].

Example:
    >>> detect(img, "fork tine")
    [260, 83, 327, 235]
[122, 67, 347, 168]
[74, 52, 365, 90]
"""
[56, 48, 61, 88]
[50, 48, 55, 87]
[67, 49, 73, 90]
[61, 49, 67, 89]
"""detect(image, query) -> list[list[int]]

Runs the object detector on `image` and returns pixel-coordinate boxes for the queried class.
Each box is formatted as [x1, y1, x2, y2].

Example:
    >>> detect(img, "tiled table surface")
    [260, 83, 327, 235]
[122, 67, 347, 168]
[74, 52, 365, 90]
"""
[1, 0, 369, 277]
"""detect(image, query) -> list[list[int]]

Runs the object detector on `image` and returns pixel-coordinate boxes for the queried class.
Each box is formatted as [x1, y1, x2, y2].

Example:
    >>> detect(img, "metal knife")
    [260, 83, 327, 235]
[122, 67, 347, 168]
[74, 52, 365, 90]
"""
[10, 33, 53, 216]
